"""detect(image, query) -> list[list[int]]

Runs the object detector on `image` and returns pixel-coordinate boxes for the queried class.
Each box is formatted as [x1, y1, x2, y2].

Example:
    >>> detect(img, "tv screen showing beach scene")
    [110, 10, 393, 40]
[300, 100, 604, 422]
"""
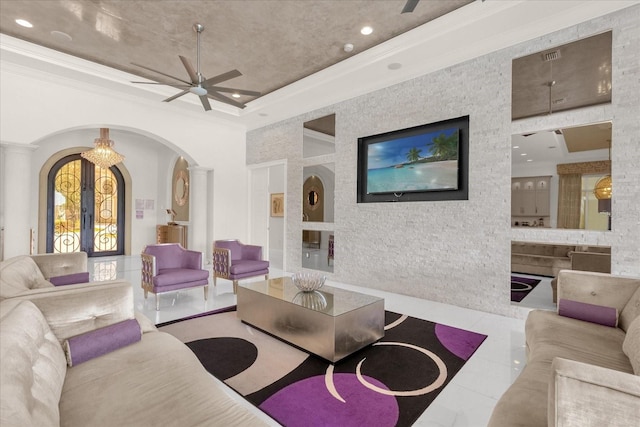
[366, 127, 459, 194]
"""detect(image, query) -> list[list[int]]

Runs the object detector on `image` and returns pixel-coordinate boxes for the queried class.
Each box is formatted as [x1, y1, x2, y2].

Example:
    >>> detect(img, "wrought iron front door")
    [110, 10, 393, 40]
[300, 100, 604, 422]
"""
[47, 155, 124, 256]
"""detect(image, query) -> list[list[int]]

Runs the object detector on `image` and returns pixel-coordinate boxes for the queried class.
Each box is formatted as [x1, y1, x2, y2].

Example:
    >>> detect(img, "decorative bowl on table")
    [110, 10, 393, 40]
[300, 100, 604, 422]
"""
[291, 272, 326, 292]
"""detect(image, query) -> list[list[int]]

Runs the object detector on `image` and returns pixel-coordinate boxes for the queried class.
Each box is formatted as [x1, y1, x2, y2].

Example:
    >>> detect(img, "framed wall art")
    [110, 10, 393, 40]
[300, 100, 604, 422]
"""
[270, 193, 285, 217]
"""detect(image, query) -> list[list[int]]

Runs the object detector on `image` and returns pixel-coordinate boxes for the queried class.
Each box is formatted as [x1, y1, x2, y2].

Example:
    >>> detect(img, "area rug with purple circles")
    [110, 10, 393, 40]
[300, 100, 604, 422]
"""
[510, 275, 542, 302]
[158, 308, 487, 427]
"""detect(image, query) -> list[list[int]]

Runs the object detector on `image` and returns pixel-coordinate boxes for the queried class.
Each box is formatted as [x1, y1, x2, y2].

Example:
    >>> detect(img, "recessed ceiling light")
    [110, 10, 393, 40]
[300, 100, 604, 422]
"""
[512, 145, 520, 149]
[388, 63, 402, 70]
[360, 26, 373, 35]
[520, 153, 527, 156]
[15, 19, 33, 28]
[231, 93, 241, 99]
[527, 159, 533, 162]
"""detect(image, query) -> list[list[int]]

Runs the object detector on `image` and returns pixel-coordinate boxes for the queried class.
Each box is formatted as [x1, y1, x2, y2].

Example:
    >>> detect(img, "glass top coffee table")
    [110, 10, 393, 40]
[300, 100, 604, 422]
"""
[237, 277, 385, 363]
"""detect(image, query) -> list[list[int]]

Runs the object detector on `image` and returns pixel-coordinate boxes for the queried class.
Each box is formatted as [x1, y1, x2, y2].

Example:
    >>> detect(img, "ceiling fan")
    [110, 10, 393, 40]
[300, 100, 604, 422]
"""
[131, 23, 260, 111]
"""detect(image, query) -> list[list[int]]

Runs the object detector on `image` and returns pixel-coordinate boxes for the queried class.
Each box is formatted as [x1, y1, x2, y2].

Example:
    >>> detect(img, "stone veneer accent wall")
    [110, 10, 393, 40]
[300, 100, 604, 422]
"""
[247, 6, 640, 317]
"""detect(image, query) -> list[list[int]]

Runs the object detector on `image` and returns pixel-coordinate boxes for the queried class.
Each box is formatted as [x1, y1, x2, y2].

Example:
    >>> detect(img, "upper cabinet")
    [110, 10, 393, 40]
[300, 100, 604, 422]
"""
[512, 176, 551, 218]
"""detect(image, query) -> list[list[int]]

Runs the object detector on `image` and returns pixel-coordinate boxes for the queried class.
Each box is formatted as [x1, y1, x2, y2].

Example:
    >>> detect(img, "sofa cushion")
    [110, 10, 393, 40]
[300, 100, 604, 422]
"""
[558, 299, 618, 327]
[60, 330, 268, 427]
[153, 268, 209, 288]
[230, 260, 269, 275]
[50, 272, 91, 286]
[623, 316, 640, 375]
[0, 299, 67, 427]
[549, 358, 640, 427]
[526, 310, 633, 373]
[143, 244, 187, 270]
[64, 319, 142, 367]
[215, 240, 244, 261]
[0, 256, 52, 299]
[486, 357, 550, 427]
[31, 252, 88, 279]
[620, 285, 640, 332]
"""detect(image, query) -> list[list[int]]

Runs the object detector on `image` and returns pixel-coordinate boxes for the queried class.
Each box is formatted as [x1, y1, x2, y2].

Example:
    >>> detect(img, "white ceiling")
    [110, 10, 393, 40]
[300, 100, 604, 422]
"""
[511, 122, 611, 167]
[1, 1, 637, 130]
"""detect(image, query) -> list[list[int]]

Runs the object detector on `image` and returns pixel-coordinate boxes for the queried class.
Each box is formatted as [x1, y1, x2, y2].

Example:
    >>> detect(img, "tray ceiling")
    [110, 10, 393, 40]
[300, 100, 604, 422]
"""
[0, 0, 472, 105]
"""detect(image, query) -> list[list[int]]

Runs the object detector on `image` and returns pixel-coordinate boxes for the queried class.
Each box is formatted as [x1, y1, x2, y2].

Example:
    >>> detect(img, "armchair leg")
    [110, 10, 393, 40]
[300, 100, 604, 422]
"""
[265, 274, 269, 280]
[213, 276, 217, 287]
[144, 289, 148, 299]
[204, 285, 209, 301]
[233, 280, 238, 294]
[155, 294, 160, 311]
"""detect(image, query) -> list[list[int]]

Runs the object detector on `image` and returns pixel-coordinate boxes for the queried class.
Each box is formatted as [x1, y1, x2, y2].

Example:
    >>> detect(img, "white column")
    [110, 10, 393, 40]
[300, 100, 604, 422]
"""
[188, 166, 211, 263]
[1, 143, 35, 258]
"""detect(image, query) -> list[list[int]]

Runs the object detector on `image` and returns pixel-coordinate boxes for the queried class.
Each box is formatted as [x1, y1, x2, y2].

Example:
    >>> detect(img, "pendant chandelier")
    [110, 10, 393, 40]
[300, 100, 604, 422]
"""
[593, 139, 612, 200]
[81, 128, 125, 168]
[593, 175, 612, 200]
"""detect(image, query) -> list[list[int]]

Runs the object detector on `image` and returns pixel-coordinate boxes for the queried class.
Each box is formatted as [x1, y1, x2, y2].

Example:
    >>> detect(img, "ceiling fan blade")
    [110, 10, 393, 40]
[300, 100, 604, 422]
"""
[199, 95, 212, 111]
[131, 62, 192, 86]
[179, 55, 199, 84]
[202, 69, 243, 87]
[207, 91, 246, 109]
[131, 81, 192, 89]
[401, 0, 420, 13]
[209, 86, 261, 97]
[163, 89, 190, 103]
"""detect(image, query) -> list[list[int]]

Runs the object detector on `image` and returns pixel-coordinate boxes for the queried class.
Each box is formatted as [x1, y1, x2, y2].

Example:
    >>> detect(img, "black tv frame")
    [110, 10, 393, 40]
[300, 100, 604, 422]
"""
[357, 115, 469, 203]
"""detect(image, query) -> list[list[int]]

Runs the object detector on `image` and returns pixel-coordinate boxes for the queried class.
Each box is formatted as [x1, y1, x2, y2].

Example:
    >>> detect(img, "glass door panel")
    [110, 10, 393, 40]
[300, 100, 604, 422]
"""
[48, 155, 124, 256]
[93, 165, 120, 253]
[52, 159, 82, 253]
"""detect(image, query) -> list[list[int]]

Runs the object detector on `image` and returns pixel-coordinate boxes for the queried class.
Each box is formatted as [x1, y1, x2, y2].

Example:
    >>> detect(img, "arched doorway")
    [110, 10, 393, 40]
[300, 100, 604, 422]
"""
[46, 154, 125, 256]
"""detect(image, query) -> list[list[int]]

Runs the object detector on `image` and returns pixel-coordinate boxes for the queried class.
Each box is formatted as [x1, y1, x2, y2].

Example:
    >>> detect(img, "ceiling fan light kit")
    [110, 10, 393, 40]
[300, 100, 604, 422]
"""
[131, 23, 260, 111]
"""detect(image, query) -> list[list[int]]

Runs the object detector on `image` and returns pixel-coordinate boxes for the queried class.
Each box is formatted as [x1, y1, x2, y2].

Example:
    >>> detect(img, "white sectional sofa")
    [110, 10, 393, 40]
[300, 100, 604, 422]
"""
[489, 270, 640, 426]
[0, 254, 268, 427]
[0, 252, 98, 300]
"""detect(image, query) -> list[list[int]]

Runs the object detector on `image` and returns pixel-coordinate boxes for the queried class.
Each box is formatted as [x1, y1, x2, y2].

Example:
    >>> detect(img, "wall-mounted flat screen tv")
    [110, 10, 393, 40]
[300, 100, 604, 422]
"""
[357, 115, 469, 203]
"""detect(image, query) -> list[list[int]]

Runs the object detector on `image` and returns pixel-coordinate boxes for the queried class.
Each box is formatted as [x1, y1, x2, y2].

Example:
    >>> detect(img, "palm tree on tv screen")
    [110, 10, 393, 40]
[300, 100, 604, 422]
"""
[430, 133, 458, 160]
[406, 147, 422, 163]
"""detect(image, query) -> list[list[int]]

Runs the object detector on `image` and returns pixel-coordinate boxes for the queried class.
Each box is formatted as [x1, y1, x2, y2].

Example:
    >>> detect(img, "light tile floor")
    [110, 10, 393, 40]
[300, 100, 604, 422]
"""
[89, 255, 533, 427]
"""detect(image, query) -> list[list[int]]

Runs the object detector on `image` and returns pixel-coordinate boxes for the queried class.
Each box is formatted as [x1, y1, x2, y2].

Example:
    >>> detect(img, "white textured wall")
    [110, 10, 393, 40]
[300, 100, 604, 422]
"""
[247, 7, 640, 316]
[0, 57, 249, 257]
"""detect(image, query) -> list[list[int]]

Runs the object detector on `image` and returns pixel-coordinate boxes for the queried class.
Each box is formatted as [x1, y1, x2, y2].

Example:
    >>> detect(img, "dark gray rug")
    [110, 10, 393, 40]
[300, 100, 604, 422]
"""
[511, 276, 541, 302]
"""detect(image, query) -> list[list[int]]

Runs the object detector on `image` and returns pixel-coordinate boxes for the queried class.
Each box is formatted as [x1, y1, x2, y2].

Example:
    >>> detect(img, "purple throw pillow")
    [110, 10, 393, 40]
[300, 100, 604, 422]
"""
[558, 299, 618, 327]
[64, 319, 142, 367]
[49, 272, 90, 286]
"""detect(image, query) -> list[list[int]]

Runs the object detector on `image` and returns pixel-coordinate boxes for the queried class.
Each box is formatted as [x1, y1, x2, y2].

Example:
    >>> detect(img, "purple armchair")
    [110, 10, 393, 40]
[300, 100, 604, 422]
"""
[213, 240, 269, 294]
[141, 243, 209, 310]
